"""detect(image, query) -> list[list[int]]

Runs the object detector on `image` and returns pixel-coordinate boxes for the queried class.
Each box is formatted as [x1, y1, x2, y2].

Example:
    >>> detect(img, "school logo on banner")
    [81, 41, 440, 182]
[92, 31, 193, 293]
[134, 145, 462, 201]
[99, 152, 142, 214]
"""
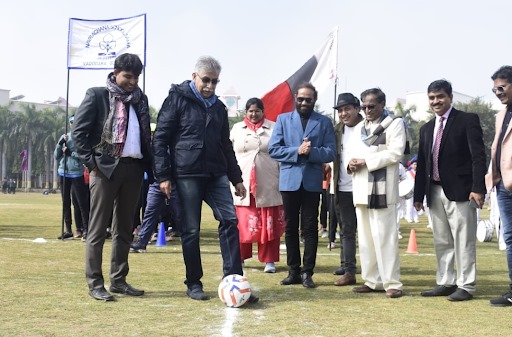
[67, 13, 146, 69]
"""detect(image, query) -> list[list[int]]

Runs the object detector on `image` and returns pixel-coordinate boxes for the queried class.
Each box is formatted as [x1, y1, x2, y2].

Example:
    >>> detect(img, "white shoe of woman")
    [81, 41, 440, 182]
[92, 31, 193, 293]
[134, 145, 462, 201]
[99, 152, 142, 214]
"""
[264, 262, 276, 273]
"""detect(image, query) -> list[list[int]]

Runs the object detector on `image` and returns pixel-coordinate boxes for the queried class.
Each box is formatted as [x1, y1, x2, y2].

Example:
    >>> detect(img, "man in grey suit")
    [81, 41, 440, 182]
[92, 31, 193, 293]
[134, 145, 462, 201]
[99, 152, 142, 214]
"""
[73, 53, 153, 301]
[269, 82, 336, 289]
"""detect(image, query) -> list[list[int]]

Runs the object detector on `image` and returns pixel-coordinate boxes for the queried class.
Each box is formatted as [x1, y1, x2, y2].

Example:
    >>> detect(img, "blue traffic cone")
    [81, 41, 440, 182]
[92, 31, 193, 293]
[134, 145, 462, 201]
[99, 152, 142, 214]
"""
[155, 222, 167, 247]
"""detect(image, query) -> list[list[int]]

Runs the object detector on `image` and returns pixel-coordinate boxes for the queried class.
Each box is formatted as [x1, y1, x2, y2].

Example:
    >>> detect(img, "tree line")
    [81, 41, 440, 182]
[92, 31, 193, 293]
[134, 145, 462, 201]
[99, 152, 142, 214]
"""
[0, 98, 498, 191]
[396, 97, 497, 167]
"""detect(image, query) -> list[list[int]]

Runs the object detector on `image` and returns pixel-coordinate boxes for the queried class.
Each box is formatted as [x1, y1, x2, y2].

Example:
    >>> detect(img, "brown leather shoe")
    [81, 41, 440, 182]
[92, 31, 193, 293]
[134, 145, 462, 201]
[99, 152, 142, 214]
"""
[385, 289, 403, 298]
[352, 284, 383, 293]
[334, 273, 356, 286]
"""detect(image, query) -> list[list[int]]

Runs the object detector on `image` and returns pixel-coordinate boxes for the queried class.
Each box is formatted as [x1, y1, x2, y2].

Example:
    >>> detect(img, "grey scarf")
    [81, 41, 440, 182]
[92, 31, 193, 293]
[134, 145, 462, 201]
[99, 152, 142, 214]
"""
[360, 112, 395, 209]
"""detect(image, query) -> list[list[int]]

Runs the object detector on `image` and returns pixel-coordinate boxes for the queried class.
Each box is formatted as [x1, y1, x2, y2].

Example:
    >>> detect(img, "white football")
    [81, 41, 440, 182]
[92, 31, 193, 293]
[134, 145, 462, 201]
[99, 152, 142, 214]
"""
[218, 274, 252, 308]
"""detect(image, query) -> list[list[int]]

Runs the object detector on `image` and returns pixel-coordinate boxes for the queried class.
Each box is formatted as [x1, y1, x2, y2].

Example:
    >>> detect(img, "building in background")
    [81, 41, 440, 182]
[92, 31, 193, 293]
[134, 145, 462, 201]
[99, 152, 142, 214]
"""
[0, 88, 67, 112]
[219, 87, 241, 117]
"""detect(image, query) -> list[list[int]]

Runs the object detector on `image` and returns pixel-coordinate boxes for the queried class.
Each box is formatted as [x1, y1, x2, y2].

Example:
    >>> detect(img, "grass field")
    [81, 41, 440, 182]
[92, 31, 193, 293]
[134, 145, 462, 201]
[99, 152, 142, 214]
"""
[0, 192, 511, 337]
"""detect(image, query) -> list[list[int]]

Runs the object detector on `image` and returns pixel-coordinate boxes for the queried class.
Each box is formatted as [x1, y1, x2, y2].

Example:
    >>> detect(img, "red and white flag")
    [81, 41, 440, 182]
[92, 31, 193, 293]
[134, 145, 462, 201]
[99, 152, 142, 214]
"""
[262, 27, 338, 121]
[67, 14, 146, 70]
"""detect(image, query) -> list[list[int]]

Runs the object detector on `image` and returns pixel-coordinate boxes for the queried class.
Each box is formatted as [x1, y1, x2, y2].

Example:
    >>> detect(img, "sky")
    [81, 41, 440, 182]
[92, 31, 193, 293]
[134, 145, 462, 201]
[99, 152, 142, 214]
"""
[1, 0, 510, 113]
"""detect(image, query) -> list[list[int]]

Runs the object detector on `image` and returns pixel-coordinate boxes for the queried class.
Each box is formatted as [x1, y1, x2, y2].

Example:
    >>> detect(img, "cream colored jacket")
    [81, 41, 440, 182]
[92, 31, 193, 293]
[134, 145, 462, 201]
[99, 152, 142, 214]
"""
[488, 108, 512, 191]
[230, 119, 282, 207]
[349, 118, 406, 206]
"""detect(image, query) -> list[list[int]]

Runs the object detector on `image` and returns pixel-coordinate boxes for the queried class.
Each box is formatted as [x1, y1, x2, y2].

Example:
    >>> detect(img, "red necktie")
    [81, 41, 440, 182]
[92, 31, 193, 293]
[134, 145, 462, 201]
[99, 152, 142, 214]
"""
[432, 117, 444, 181]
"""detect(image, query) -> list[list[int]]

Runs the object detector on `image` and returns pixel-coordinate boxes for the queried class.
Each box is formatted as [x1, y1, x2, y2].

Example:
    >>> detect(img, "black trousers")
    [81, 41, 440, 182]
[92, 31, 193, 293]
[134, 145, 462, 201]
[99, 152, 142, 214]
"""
[281, 187, 320, 276]
[60, 175, 89, 233]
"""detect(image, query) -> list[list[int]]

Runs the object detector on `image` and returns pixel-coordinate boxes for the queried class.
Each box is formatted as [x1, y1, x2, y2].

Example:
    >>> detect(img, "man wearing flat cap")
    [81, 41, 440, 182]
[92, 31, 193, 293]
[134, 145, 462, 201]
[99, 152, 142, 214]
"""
[332, 93, 363, 286]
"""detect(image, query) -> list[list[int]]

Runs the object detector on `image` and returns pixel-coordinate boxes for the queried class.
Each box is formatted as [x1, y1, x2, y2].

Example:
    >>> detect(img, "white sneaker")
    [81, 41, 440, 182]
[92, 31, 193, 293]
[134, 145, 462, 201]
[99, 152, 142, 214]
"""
[321, 231, 328, 238]
[335, 232, 341, 239]
[327, 242, 336, 249]
[264, 262, 276, 273]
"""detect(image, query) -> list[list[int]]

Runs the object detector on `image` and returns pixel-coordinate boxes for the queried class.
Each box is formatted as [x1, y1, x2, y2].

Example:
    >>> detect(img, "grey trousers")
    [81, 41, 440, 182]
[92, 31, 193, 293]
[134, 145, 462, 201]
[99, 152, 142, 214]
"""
[85, 160, 143, 290]
[429, 184, 477, 293]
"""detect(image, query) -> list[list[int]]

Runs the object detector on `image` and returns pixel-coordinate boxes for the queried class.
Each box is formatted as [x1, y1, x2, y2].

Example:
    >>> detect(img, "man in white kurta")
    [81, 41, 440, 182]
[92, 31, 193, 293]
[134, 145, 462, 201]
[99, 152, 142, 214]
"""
[348, 88, 406, 298]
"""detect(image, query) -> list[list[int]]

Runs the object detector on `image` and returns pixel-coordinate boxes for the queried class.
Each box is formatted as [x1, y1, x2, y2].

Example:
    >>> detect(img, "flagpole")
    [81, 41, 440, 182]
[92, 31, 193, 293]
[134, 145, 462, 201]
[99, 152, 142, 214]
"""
[60, 68, 70, 240]
[333, 76, 338, 124]
[333, 26, 339, 124]
[142, 71, 146, 94]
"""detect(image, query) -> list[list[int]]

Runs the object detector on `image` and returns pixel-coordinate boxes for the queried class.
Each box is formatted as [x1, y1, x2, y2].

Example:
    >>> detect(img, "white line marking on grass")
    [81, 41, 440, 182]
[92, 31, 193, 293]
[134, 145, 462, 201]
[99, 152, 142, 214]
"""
[2, 237, 48, 242]
[221, 307, 239, 337]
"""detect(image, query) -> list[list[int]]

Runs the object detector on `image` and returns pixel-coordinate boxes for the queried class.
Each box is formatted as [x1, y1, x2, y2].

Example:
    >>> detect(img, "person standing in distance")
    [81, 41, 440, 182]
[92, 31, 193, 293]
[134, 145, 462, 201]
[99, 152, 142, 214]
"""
[269, 82, 336, 289]
[54, 115, 90, 240]
[73, 53, 152, 301]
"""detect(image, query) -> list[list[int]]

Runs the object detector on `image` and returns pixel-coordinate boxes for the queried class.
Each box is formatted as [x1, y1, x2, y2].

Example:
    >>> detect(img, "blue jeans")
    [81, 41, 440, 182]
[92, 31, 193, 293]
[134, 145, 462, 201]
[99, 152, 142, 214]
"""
[176, 175, 242, 287]
[137, 182, 182, 247]
[496, 180, 512, 286]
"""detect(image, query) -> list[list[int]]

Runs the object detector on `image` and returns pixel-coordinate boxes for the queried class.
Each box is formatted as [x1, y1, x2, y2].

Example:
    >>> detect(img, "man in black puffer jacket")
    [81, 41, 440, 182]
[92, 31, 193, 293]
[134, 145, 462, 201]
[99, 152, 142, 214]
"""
[153, 56, 258, 303]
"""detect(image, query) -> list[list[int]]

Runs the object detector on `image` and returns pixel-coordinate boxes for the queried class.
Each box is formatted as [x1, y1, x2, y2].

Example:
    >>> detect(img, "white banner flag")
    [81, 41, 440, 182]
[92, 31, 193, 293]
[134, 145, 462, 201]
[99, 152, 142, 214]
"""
[310, 26, 338, 94]
[67, 14, 146, 69]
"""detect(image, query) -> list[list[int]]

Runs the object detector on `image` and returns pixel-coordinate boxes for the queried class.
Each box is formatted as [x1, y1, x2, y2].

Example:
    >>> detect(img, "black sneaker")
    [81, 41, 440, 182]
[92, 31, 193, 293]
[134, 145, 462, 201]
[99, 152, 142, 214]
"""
[130, 242, 147, 253]
[187, 284, 209, 300]
[490, 291, 512, 307]
[58, 232, 73, 240]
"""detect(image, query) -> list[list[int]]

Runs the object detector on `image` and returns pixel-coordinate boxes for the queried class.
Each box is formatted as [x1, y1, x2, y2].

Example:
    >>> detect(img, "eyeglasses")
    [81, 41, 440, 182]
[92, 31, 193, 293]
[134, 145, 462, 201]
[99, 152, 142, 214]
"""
[195, 74, 220, 85]
[296, 97, 314, 104]
[360, 104, 376, 111]
[492, 84, 509, 94]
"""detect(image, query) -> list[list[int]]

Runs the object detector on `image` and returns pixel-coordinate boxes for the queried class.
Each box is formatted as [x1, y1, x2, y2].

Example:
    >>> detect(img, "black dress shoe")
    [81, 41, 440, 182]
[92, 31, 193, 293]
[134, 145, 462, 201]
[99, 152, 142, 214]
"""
[421, 285, 457, 297]
[332, 266, 346, 275]
[301, 274, 316, 288]
[280, 272, 302, 285]
[89, 287, 114, 301]
[448, 288, 473, 302]
[247, 294, 259, 304]
[490, 291, 512, 306]
[109, 283, 144, 296]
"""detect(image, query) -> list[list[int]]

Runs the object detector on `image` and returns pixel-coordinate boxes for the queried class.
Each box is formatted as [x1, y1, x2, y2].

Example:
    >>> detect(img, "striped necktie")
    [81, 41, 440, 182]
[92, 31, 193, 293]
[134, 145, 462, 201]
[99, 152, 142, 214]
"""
[432, 117, 444, 181]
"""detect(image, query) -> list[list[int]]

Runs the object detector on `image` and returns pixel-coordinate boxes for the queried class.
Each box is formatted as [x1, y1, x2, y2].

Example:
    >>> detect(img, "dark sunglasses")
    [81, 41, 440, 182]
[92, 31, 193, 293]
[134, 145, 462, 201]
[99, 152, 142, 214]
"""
[492, 85, 508, 94]
[196, 74, 219, 85]
[360, 104, 377, 111]
[296, 97, 314, 104]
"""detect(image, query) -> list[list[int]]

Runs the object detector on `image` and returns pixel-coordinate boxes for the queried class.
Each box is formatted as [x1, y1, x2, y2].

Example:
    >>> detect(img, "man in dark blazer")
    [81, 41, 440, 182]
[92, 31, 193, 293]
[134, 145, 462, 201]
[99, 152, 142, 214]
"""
[269, 82, 336, 289]
[414, 79, 486, 302]
[73, 53, 152, 301]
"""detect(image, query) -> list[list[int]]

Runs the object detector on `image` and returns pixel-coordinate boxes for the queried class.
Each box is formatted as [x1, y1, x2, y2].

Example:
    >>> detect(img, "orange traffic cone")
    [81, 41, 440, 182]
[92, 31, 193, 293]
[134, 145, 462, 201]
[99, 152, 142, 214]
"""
[406, 229, 418, 254]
